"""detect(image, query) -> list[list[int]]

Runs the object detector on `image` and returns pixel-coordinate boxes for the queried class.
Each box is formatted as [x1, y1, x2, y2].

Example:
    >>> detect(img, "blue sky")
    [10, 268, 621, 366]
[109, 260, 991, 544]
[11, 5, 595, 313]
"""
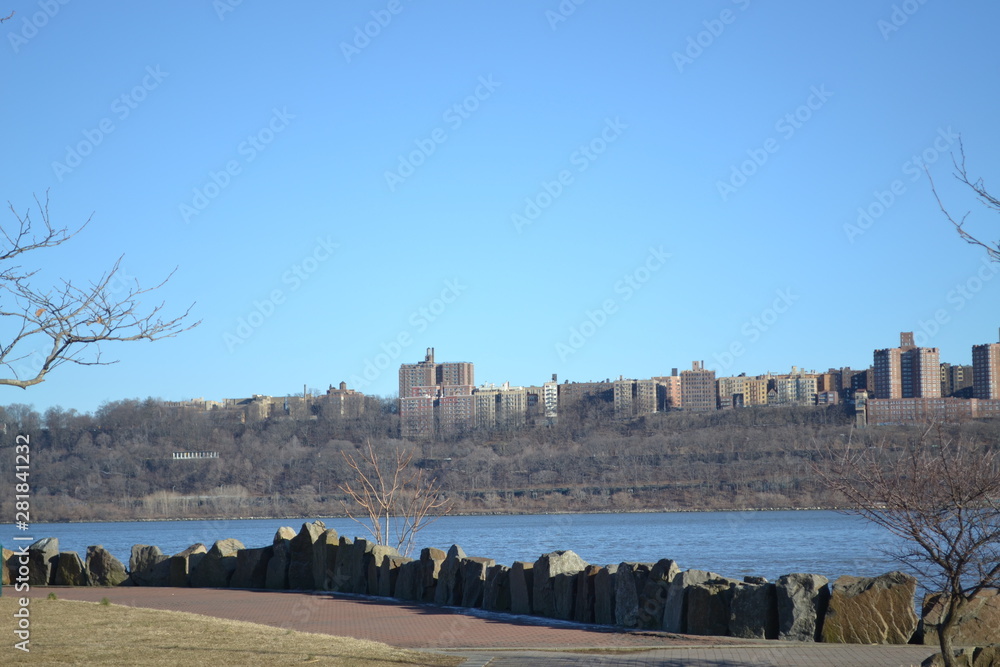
[2, 0, 999, 414]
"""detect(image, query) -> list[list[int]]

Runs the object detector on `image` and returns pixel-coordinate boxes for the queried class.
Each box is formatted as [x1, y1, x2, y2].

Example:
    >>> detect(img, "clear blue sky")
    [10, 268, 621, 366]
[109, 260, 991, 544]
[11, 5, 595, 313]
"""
[2, 1, 999, 414]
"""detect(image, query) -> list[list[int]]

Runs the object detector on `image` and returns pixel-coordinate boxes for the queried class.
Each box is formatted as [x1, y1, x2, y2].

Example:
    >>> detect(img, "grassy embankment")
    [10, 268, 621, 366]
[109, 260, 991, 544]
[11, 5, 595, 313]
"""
[0, 596, 461, 666]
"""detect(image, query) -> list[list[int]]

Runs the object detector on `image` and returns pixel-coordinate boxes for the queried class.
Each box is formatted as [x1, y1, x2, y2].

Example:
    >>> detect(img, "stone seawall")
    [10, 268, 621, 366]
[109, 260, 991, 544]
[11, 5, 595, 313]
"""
[5, 522, 999, 647]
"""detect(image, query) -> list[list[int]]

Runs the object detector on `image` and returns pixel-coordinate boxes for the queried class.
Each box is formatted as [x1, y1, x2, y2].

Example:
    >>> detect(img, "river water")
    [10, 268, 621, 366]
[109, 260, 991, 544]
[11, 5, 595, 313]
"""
[11, 510, 899, 583]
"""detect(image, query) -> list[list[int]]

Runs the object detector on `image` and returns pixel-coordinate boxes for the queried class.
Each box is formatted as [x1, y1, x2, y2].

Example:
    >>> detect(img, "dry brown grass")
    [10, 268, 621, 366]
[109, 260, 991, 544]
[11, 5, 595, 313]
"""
[0, 596, 462, 666]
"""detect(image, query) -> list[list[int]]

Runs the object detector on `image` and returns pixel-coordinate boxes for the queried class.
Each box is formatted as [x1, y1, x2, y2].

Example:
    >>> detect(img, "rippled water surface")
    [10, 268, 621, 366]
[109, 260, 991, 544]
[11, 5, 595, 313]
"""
[20, 510, 897, 582]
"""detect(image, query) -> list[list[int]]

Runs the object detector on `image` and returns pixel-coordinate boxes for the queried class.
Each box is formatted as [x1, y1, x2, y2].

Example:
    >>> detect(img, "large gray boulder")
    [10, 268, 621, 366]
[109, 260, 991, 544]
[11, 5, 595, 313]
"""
[509, 561, 534, 615]
[434, 545, 467, 606]
[533, 550, 588, 620]
[288, 521, 326, 590]
[334, 537, 374, 594]
[822, 571, 918, 644]
[662, 569, 722, 633]
[730, 579, 778, 639]
[266, 540, 291, 590]
[923, 589, 1000, 647]
[686, 577, 738, 636]
[638, 559, 679, 630]
[129, 545, 170, 586]
[379, 555, 410, 598]
[394, 559, 423, 601]
[28, 537, 59, 585]
[574, 564, 601, 624]
[615, 562, 653, 628]
[230, 547, 271, 589]
[419, 547, 446, 602]
[191, 538, 244, 588]
[776, 573, 830, 642]
[483, 564, 511, 612]
[351, 539, 377, 594]
[168, 544, 207, 587]
[54, 551, 88, 586]
[366, 544, 400, 596]
[593, 564, 619, 626]
[330, 536, 354, 592]
[312, 529, 339, 590]
[274, 526, 296, 542]
[86, 545, 128, 586]
[461, 557, 495, 608]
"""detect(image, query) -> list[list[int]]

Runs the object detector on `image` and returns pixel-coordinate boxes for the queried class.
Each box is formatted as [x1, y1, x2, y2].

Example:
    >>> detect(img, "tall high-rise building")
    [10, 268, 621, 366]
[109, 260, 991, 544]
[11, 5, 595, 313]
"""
[543, 377, 559, 423]
[399, 348, 438, 399]
[652, 370, 682, 410]
[398, 348, 475, 437]
[437, 385, 475, 434]
[973, 333, 1000, 399]
[873, 347, 901, 399]
[873, 332, 940, 399]
[399, 348, 475, 397]
[680, 361, 716, 412]
[400, 391, 435, 438]
[437, 361, 474, 387]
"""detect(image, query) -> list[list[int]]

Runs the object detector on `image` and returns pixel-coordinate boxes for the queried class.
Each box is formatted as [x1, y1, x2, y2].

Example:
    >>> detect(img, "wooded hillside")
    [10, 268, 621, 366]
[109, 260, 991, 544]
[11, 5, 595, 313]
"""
[1, 398, 997, 522]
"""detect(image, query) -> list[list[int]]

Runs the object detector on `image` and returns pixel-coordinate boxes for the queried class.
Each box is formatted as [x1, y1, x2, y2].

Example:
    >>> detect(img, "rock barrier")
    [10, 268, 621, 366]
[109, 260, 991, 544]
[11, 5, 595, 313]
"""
[6, 523, 994, 646]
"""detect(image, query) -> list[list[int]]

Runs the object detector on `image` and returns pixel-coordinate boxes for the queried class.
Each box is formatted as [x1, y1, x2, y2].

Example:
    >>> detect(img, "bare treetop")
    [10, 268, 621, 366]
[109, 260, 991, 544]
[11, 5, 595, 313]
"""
[0, 192, 198, 389]
[928, 138, 1000, 264]
[819, 427, 1000, 667]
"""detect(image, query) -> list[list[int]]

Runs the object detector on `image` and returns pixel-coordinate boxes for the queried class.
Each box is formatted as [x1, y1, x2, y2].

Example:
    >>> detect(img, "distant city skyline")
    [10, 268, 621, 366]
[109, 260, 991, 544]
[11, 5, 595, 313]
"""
[21, 325, 999, 416]
[3, 2, 999, 415]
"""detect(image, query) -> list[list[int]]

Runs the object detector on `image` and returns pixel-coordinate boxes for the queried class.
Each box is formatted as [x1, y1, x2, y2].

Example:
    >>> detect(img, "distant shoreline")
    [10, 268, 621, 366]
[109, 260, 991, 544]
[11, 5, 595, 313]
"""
[31, 505, 849, 525]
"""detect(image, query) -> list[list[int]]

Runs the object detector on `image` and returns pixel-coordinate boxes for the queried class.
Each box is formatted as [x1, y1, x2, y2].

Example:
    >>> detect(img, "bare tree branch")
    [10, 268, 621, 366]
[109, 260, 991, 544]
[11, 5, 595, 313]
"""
[927, 137, 1000, 263]
[0, 193, 199, 388]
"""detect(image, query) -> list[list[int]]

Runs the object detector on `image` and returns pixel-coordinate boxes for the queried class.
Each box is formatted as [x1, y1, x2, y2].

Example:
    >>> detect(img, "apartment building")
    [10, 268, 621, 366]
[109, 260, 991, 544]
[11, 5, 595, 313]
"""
[680, 361, 716, 412]
[400, 391, 435, 438]
[940, 363, 974, 397]
[652, 372, 682, 410]
[613, 377, 661, 418]
[399, 347, 474, 400]
[769, 367, 819, 406]
[398, 348, 476, 437]
[717, 374, 768, 409]
[873, 332, 940, 399]
[320, 382, 366, 418]
[474, 382, 528, 430]
[543, 378, 559, 423]
[867, 397, 1000, 425]
[973, 338, 1000, 399]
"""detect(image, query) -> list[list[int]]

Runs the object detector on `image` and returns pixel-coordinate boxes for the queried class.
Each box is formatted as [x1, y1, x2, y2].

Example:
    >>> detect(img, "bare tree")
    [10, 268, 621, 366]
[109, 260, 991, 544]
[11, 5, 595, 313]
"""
[819, 429, 1000, 667]
[0, 193, 198, 388]
[928, 138, 1000, 264]
[339, 439, 451, 556]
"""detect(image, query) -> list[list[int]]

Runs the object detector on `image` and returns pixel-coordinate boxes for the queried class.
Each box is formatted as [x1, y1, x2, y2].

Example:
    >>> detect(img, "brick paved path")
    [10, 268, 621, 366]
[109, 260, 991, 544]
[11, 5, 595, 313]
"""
[28, 587, 938, 666]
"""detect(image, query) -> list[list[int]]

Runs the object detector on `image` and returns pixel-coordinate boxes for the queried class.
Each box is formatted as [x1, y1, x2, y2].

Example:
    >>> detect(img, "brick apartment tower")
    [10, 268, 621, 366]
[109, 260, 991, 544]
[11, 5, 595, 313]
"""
[398, 348, 475, 437]
[680, 361, 716, 411]
[972, 331, 1000, 399]
[873, 332, 941, 399]
[398, 348, 474, 397]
